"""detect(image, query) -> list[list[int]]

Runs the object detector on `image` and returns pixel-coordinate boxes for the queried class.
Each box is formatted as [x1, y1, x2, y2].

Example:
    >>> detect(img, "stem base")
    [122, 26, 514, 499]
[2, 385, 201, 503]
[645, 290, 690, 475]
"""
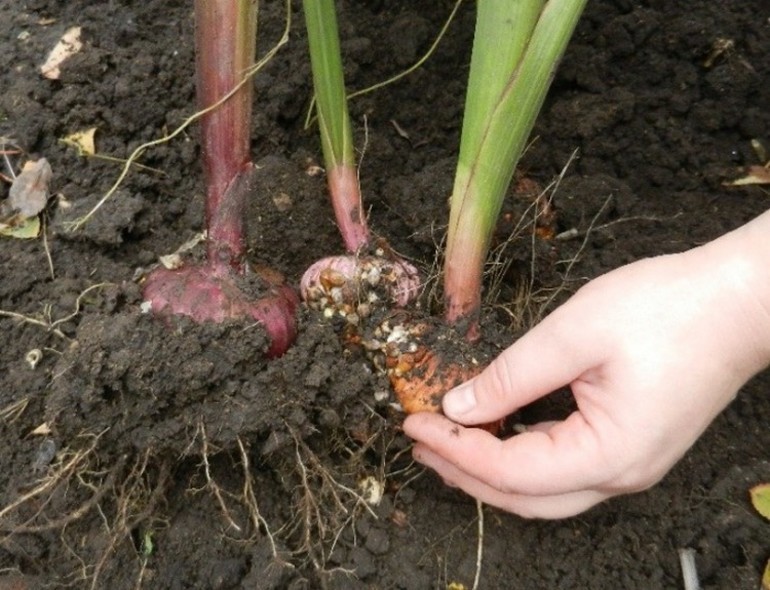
[142, 261, 298, 358]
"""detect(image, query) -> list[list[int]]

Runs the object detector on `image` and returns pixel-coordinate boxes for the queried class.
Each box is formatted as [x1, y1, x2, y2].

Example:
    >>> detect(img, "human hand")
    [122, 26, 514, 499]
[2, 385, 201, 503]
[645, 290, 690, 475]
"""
[404, 218, 770, 518]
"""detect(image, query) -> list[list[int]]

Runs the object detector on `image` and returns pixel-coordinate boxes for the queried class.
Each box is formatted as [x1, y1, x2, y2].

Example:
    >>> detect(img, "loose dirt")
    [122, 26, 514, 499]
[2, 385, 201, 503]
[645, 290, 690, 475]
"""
[1, 1, 769, 588]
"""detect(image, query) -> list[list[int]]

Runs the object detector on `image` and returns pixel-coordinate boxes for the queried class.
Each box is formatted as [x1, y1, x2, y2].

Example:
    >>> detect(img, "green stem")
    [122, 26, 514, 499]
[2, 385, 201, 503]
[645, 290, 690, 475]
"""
[444, 0, 587, 338]
[302, 0, 369, 252]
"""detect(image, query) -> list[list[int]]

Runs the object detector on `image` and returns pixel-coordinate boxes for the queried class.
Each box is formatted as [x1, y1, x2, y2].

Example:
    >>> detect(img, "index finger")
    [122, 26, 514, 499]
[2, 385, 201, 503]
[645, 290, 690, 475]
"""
[403, 411, 615, 497]
[442, 304, 602, 425]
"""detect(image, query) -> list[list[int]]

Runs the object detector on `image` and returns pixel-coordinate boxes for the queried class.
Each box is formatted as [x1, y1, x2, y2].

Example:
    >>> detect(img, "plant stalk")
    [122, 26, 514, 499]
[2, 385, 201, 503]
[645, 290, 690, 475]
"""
[142, 0, 298, 358]
[195, 0, 258, 268]
[302, 0, 369, 252]
[444, 0, 586, 338]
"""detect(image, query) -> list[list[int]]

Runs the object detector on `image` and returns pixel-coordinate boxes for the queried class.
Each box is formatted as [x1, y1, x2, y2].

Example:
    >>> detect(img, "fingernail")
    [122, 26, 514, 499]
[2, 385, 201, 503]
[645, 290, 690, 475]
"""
[442, 383, 476, 418]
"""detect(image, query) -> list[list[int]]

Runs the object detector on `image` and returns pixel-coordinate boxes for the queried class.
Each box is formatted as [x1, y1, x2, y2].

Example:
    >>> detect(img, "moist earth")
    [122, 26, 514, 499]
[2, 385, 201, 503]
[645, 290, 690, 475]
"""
[1, 1, 769, 588]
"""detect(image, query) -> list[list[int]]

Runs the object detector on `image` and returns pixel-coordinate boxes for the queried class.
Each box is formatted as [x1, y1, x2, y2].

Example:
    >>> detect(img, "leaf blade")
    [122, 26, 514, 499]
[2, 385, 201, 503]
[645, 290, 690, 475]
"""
[749, 483, 770, 520]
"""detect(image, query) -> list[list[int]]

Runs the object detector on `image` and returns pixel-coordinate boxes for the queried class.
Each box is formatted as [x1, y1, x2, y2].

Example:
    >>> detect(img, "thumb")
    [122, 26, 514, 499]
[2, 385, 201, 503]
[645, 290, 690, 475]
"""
[442, 314, 598, 425]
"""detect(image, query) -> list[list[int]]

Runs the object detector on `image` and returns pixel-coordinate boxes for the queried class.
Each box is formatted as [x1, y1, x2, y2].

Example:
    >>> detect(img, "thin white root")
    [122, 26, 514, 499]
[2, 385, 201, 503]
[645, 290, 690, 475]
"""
[471, 499, 484, 590]
[0, 282, 112, 340]
[236, 436, 285, 563]
[197, 421, 242, 533]
[679, 547, 701, 590]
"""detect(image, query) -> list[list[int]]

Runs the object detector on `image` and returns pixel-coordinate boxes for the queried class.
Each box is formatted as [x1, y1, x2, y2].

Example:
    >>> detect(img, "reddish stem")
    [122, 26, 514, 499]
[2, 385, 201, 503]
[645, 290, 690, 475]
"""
[195, 0, 255, 267]
[328, 164, 370, 253]
[142, 0, 298, 358]
[443, 227, 484, 342]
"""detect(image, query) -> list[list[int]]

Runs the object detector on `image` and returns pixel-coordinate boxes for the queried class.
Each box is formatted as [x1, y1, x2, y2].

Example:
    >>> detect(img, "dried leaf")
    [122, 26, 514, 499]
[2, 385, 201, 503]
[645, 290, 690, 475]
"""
[31, 422, 51, 436]
[8, 158, 52, 218]
[159, 253, 184, 270]
[61, 127, 97, 156]
[0, 216, 40, 239]
[40, 26, 82, 80]
[726, 165, 770, 186]
[750, 483, 770, 520]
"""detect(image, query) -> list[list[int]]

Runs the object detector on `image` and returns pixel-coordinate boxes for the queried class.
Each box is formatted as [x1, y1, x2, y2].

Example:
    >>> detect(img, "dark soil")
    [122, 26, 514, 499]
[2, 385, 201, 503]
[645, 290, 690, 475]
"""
[1, 1, 769, 588]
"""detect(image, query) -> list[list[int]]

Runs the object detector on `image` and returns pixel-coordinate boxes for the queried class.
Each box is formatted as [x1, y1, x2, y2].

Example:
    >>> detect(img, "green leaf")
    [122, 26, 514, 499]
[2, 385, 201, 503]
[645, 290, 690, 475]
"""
[302, 0, 354, 169]
[0, 216, 40, 239]
[763, 558, 770, 590]
[749, 483, 770, 520]
[443, 0, 587, 330]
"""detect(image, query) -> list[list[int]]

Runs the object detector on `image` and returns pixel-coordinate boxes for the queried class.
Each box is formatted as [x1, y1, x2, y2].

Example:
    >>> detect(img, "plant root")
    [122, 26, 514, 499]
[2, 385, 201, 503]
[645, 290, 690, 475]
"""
[86, 450, 170, 590]
[0, 282, 113, 340]
[472, 499, 484, 590]
[193, 421, 286, 556]
[282, 425, 380, 575]
[0, 429, 170, 590]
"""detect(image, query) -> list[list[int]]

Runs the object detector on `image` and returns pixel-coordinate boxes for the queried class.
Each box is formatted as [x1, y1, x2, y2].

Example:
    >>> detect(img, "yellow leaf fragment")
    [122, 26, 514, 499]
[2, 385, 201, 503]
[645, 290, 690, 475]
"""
[61, 127, 97, 156]
[0, 216, 40, 239]
[750, 483, 770, 520]
[751, 139, 768, 163]
[763, 559, 770, 590]
[31, 422, 51, 436]
[726, 165, 770, 186]
[40, 26, 82, 80]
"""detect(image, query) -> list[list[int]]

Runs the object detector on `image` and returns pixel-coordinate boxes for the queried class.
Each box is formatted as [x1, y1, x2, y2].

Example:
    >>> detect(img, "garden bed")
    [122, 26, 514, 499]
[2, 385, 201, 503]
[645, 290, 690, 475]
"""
[1, 0, 769, 587]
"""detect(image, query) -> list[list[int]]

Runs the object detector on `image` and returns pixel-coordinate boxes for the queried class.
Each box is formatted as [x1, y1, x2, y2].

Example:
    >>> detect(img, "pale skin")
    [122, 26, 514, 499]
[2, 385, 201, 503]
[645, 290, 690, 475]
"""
[404, 209, 770, 519]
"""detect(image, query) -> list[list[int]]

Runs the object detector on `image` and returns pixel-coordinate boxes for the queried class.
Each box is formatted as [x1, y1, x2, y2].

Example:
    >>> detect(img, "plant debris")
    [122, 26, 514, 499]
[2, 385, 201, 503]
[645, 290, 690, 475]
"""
[0, 158, 51, 238]
[40, 26, 82, 80]
[750, 483, 770, 520]
[60, 127, 97, 156]
[727, 165, 770, 186]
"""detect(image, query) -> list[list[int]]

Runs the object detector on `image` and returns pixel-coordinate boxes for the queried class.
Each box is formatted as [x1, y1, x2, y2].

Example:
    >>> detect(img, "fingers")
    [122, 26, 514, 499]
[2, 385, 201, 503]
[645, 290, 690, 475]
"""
[442, 309, 600, 425]
[403, 412, 611, 497]
[412, 444, 609, 518]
